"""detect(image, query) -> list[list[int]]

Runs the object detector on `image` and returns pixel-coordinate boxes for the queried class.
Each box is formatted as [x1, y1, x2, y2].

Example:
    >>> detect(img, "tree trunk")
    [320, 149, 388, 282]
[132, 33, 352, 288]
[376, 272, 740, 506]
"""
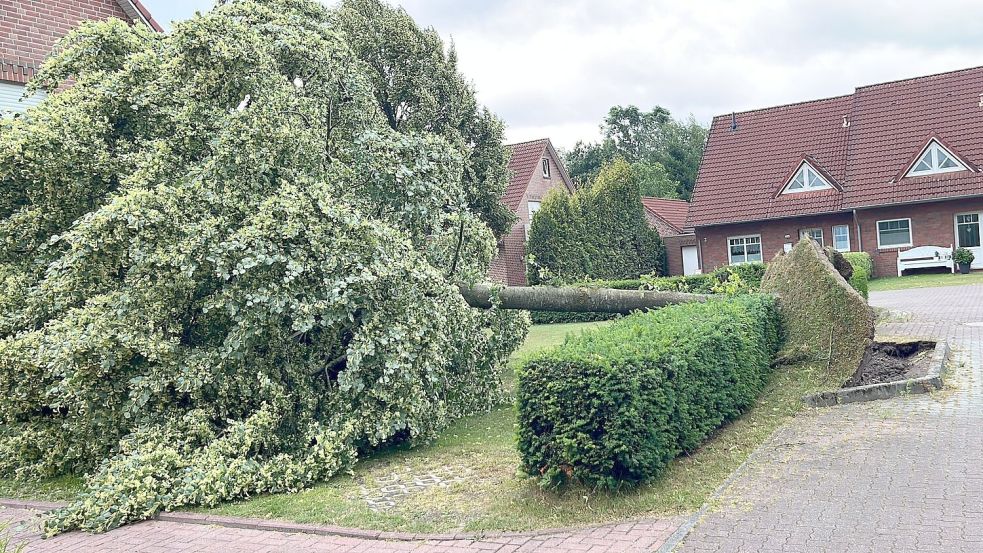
[458, 283, 706, 314]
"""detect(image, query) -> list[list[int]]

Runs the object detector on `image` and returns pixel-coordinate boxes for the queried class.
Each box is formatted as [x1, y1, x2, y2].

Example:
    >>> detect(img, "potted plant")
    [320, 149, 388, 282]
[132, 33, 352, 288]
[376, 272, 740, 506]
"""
[954, 247, 975, 274]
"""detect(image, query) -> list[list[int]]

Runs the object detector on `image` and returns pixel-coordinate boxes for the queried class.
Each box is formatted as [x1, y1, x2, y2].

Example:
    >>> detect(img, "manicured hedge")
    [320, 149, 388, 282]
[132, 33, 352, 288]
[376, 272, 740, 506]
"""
[517, 294, 782, 490]
[842, 252, 872, 300]
[530, 310, 618, 324]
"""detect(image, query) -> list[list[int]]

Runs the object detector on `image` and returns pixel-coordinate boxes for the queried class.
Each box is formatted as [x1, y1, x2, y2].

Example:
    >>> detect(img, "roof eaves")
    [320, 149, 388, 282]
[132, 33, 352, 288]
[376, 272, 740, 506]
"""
[115, 0, 164, 32]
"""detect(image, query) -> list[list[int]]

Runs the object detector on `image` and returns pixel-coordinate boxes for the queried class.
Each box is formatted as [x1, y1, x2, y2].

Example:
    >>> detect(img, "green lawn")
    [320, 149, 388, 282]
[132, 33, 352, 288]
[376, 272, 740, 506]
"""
[202, 323, 831, 534]
[869, 270, 983, 292]
[1, 320, 830, 535]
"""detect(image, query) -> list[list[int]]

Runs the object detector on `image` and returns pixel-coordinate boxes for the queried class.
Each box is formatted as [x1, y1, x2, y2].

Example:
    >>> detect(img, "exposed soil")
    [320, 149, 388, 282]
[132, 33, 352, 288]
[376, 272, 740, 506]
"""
[846, 341, 936, 387]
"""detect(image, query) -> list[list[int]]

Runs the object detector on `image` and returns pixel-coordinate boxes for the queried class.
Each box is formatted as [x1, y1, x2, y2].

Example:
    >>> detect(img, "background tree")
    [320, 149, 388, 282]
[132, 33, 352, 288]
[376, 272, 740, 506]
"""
[0, 0, 526, 534]
[335, 0, 514, 237]
[527, 159, 665, 284]
[565, 105, 708, 200]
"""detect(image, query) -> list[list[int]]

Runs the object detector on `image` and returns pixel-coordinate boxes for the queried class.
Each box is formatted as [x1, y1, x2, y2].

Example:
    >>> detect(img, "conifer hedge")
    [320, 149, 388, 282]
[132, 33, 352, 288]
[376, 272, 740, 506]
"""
[517, 295, 782, 489]
[526, 159, 666, 284]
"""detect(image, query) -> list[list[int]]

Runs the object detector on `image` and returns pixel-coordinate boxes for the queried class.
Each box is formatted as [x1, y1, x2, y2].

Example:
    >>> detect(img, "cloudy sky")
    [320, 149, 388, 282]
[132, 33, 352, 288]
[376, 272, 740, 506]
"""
[142, 0, 983, 150]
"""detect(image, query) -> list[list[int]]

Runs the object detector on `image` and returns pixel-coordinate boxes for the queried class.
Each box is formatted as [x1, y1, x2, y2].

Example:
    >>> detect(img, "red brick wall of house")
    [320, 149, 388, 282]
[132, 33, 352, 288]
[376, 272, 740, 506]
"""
[491, 151, 571, 285]
[695, 197, 983, 278]
[663, 233, 698, 276]
[1, 0, 132, 83]
[854, 198, 983, 277]
[696, 213, 856, 272]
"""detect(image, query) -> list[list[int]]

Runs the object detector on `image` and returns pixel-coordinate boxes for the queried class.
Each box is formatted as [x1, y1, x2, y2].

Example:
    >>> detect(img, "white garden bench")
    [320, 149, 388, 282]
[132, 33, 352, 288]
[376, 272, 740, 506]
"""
[896, 245, 954, 277]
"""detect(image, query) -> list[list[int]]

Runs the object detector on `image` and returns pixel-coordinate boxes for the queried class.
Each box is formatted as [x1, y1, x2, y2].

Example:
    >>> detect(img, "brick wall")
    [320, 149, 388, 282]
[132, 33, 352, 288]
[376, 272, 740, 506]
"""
[696, 213, 856, 272]
[854, 198, 983, 277]
[695, 197, 983, 278]
[1, 0, 133, 83]
[663, 233, 698, 276]
[490, 151, 571, 286]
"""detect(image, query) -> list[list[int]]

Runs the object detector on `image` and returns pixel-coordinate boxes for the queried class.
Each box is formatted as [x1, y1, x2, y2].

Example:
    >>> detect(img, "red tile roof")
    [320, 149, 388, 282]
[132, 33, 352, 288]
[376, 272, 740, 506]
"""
[503, 139, 549, 209]
[641, 197, 691, 234]
[689, 66, 983, 227]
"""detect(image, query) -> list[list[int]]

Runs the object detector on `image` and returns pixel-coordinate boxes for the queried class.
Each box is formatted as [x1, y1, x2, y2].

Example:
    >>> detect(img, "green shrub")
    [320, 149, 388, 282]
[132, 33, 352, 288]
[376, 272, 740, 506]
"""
[526, 159, 665, 284]
[517, 294, 782, 490]
[530, 311, 619, 324]
[842, 252, 872, 300]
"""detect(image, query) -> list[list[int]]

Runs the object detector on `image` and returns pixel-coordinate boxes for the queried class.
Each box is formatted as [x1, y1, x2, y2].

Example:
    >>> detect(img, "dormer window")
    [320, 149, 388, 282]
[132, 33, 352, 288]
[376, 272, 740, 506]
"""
[905, 139, 967, 177]
[542, 158, 551, 178]
[781, 161, 832, 194]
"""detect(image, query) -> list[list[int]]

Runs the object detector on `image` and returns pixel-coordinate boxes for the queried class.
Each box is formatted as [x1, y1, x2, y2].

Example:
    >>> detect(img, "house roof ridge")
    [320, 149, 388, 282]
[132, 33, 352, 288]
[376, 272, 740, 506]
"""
[712, 93, 854, 122]
[854, 64, 983, 91]
[506, 138, 549, 148]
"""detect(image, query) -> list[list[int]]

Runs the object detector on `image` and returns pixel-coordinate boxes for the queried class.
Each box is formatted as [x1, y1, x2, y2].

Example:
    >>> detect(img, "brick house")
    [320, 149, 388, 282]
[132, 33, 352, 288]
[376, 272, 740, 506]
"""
[688, 66, 983, 278]
[489, 138, 576, 285]
[1, 0, 161, 114]
[641, 197, 699, 276]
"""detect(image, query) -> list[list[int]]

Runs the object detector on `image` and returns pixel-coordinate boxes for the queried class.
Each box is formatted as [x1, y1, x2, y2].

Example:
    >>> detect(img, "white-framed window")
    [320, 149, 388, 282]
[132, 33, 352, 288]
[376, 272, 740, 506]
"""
[728, 235, 762, 265]
[542, 158, 551, 178]
[799, 228, 824, 246]
[0, 82, 46, 117]
[527, 200, 541, 219]
[782, 161, 832, 194]
[905, 139, 967, 177]
[956, 213, 981, 248]
[832, 224, 851, 252]
[876, 218, 912, 249]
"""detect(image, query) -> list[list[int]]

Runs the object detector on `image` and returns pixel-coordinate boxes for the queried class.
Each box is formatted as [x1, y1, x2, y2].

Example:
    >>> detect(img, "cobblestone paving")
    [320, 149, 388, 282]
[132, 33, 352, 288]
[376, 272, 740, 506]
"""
[0, 506, 683, 552]
[677, 283, 983, 553]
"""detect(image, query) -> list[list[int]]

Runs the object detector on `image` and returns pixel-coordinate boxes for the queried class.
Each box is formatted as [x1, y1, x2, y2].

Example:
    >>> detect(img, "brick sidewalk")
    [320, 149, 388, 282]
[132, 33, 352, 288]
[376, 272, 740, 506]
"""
[676, 283, 983, 552]
[1, 499, 683, 552]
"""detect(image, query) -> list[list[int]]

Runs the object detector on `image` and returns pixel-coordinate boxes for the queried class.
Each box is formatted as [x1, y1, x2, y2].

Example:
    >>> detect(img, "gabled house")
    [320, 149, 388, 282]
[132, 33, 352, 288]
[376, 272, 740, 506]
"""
[689, 66, 983, 277]
[641, 197, 699, 276]
[489, 138, 576, 285]
[1, 0, 161, 114]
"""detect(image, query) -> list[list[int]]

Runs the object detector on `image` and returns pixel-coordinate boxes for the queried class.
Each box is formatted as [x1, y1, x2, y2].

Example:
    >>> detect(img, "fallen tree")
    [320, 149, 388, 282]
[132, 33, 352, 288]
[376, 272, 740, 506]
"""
[459, 283, 706, 313]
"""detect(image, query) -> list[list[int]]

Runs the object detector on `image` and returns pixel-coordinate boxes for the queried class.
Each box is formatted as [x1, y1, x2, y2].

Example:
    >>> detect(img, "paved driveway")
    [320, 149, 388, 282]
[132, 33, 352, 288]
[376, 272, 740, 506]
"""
[676, 283, 983, 552]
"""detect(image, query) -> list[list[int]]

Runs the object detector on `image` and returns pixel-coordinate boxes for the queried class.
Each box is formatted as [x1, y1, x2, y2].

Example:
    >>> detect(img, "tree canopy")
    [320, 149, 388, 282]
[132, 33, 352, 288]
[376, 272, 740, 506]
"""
[0, 0, 526, 534]
[526, 159, 666, 284]
[565, 105, 708, 200]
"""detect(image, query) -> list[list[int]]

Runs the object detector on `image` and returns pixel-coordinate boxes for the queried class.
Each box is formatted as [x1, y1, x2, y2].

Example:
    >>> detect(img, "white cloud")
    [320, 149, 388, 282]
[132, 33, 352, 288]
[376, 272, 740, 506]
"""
[144, 0, 983, 149]
[397, 0, 983, 149]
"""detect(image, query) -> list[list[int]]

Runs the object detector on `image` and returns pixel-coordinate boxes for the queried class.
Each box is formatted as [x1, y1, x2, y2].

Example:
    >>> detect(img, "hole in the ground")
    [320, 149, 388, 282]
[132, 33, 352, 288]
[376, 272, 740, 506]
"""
[846, 341, 936, 388]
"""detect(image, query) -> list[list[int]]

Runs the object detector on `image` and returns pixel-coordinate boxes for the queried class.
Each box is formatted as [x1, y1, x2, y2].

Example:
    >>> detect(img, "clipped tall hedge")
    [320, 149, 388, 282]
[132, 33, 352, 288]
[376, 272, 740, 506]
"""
[526, 159, 665, 284]
[517, 294, 781, 489]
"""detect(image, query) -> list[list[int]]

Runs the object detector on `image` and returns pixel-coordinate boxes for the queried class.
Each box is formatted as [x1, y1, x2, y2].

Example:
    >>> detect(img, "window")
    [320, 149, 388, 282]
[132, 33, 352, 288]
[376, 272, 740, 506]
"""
[905, 139, 967, 177]
[0, 82, 46, 117]
[527, 200, 541, 220]
[876, 218, 912, 248]
[542, 158, 551, 178]
[728, 235, 762, 265]
[832, 225, 851, 252]
[957, 213, 981, 248]
[799, 228, 824, 246]
[782, 162, 832, 194]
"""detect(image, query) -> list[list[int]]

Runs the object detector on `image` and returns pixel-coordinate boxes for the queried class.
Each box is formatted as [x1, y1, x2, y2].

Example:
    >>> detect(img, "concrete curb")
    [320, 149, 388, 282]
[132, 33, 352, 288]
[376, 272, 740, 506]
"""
[802, 340, 948, 407]
[0, 498, 679, 543]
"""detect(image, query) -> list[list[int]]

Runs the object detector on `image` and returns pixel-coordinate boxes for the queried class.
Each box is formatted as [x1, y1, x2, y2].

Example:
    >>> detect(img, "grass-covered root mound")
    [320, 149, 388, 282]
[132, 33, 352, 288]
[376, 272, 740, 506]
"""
[761, 239, 874, 380]
[0, 0, 529, 535]
[516, 295, 781, 490]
